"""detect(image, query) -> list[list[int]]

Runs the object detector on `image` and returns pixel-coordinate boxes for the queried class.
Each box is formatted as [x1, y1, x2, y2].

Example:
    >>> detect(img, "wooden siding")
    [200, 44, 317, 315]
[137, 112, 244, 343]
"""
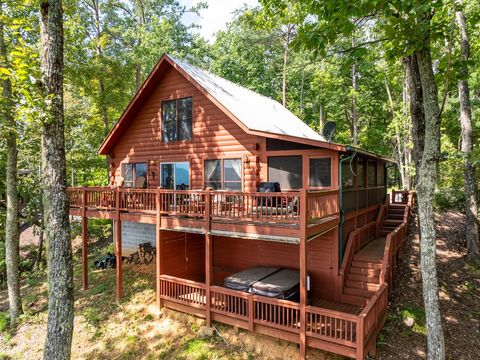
[161, 230, 205, 282]
[110, 66, 263, 192]
[212, 230, 336, 301]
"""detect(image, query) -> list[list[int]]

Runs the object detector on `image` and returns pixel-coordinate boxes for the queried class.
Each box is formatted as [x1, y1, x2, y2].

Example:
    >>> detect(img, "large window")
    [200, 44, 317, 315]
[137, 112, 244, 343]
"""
[121, 162, 147, 188]
[309, 158, 331, 188]
[162, 97, 192, 142]
[204, 159, 242, 190]
[268, 156, 302, 190]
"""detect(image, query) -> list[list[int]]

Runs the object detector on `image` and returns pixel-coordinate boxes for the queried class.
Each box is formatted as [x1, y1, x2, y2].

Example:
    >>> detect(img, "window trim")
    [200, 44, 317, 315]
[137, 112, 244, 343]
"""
[161, 96, 193, 143]
[308, 156, 333, 190]
[203, 158, 243, 191]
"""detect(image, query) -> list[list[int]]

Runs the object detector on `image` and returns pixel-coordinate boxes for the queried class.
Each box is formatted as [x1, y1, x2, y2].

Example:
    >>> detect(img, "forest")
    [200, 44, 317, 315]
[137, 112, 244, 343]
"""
[0, 0, 479, 359]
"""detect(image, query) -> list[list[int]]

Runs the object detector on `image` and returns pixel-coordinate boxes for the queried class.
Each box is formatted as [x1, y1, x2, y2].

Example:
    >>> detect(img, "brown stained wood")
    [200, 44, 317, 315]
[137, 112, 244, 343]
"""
[299, 189, 307, 359]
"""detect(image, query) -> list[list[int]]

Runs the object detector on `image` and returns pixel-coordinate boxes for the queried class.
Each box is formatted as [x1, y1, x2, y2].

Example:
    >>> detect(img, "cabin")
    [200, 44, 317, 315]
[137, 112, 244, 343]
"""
[68, 54, 413, 360]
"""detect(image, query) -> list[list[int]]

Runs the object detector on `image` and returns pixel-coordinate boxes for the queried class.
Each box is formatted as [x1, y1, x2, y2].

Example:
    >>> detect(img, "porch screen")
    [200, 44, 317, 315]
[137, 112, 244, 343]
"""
[309, 158, 331, 187]
[268, 156, 302, 190]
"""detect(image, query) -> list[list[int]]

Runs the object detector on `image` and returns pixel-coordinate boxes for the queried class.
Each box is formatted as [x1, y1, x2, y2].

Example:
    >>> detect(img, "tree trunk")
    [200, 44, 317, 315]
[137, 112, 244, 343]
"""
[456, 0, 480, 264]
[403, 53, 425, 188]
[35, 227, 44, 270]
[0, 1, 22, 326]
[281, 25, 292, 107]
[39, 1, 74, 359]
[415, 32, 446, 359]
[351, 34, 358, 145]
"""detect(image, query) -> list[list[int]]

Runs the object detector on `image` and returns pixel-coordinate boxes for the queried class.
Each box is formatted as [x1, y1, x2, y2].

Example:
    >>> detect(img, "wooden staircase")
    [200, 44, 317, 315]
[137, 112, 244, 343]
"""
[341, 238, 385, 306]
[379, 203, 408, 236]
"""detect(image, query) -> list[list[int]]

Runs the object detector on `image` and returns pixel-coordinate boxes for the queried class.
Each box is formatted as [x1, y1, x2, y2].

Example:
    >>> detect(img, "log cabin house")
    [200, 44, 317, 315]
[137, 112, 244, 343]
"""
[68, 54, 413, 359]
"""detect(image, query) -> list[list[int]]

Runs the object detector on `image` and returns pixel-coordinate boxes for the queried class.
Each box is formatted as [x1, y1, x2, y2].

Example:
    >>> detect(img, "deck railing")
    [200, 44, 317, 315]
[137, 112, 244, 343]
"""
[306, 305, 358, 347]
[160, 275, 358, 351]
[68, 186, 339, 225]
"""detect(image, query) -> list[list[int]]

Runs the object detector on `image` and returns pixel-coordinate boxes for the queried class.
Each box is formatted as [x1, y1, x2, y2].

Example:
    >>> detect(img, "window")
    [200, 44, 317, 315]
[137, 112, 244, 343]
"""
[368, 161, 376, 187]
[310, 158, 331, 188]
[204, 159, 242, 190]
[377, 163, 385, 186]
[161, 97, 192, 142]
[121, 162, 147, 188]
[357, 159, 365, 188]
[268, 156, 302, 190]
[160, 162, 190, 190]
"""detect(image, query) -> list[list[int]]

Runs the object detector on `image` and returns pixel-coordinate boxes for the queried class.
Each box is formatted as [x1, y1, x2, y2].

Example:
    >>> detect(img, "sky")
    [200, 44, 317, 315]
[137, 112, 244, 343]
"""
[180, 0, 259, 42]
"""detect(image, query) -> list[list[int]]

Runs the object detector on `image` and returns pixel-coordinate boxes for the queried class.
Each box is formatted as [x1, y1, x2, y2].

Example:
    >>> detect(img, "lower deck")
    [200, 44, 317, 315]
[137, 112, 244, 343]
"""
[77, 191, 412, 359]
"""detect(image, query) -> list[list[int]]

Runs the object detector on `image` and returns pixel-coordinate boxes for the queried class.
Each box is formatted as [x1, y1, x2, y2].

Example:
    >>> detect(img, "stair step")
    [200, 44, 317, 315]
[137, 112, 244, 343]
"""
[380, 230, 391, 236]
[346, 280, 380, 291]
[349, 267, 381, 276]
[383, 219, 403, 225]
[347, 273, 381, 283]
[351, 260, 382, 269]
[341, 293, 368, 307]
[344, 286, 375, 298]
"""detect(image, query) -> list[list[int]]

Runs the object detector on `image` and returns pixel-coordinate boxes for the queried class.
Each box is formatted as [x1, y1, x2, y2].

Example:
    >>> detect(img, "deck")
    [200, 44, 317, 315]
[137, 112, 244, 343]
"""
[72, 187, 413, 359]
[67, 187, 340, 242]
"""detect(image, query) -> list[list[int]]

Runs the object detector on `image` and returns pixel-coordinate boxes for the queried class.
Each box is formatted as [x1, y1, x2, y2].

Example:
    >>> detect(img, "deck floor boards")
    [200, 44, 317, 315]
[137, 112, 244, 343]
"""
[354, 237, 386, 262]
[312, 298, 362, 315]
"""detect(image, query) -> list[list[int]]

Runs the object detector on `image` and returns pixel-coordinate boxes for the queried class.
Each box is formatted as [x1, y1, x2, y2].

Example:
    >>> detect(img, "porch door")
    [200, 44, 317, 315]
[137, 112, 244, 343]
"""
[160, 162, 190, 190]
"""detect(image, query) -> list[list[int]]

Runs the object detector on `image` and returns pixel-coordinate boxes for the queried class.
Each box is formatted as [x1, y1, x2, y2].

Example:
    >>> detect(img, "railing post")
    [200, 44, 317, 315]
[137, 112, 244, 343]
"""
[115, 186, 122, 301]
[299, 188, 308, 359]
[156, 187, 163, 311]
[205, 189, 212, 326]
[82, 186, 88, 290]
[356, 316, 364, 360]
[248, 293, 254, 331]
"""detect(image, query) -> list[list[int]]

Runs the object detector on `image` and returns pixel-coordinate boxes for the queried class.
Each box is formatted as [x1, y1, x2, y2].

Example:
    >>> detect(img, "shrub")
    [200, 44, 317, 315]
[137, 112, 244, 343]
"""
[433, 188, 466, 212]
[0, 312, 9, 332]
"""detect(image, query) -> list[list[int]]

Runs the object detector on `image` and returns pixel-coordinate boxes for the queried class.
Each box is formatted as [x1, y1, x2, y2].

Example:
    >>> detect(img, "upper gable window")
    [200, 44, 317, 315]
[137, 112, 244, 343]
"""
[162, 97, 192, 142]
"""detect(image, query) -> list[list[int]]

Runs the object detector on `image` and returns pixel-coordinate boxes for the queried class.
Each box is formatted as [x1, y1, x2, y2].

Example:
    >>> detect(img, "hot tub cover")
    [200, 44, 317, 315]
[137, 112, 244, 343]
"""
[251, 268, 300, 299]
[223, 266, 280, 292]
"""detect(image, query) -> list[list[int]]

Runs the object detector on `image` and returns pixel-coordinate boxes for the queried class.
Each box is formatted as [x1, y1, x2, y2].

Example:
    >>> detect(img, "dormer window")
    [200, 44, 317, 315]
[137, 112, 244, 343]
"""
[162, 97, 192, 142]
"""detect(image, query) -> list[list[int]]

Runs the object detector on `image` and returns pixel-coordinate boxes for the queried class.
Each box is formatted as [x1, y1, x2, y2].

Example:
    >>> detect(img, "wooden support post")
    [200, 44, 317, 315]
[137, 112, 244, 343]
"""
[299, 188, 308, 360]
[82, 186, 88, 290]
[356, 317, 365, 360]
[115, 187, 123, 302]
[205, 189, 212, 326]
[156, 188, 163, 311]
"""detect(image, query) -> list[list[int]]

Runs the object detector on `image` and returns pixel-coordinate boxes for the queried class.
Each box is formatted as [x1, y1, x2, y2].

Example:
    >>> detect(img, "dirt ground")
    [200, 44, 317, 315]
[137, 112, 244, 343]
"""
[375, 211, 480, 360]
[0, 211, 478, 359]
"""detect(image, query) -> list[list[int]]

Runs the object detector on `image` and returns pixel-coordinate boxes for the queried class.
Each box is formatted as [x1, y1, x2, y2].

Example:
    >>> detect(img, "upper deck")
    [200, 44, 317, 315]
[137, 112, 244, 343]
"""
[68, 187, 347, 243]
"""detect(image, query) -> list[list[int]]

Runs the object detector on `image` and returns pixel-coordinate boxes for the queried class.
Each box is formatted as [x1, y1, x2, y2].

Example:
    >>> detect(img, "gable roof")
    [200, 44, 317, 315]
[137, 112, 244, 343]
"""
[98, 53, 345, 155]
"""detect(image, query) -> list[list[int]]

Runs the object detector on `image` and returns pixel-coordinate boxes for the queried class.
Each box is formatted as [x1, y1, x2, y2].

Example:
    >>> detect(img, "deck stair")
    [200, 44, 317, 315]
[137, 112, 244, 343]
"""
[379, 203, 408, 236]
[342, 237, 385, 306]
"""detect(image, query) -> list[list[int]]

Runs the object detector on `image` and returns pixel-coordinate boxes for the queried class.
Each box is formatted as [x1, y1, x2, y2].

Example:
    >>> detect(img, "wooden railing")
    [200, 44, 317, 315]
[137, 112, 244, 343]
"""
[306, 305, 358, 347]
[67, 187, 340, 225]
[339, 222, 377, 289]
[307, 190, 339, 222]
[358, 283, 388, 356]
[159, 275, 206, 308]
[254, 295, 301, 333]
[160, 275, 360, 350]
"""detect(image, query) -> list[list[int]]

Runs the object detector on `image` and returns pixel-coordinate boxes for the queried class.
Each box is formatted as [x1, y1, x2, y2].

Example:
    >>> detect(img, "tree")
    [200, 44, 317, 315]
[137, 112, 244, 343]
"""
[455, 0, 480, 264]
[259, 1, 446, 358]
[39, 0, 74, 358]
[0, 0, 22, 326]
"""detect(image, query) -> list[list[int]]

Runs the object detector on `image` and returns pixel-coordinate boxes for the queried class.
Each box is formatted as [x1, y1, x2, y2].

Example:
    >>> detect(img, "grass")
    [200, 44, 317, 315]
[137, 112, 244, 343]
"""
[401, 305, 427, 336]
[0, 239, 305, 360]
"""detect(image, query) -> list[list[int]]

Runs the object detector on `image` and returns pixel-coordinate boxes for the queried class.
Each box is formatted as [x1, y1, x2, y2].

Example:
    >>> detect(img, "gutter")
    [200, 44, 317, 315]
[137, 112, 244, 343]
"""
[339, 148, 357, 264]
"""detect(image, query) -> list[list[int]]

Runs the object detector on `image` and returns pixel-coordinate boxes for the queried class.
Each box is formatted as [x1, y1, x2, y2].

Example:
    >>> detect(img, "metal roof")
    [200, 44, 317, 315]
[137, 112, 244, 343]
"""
[169, 55, 327, 143]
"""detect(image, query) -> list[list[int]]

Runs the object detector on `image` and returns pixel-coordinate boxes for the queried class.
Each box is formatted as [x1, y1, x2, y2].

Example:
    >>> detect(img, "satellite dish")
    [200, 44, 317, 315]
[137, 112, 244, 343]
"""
[322, 121, 336, 141]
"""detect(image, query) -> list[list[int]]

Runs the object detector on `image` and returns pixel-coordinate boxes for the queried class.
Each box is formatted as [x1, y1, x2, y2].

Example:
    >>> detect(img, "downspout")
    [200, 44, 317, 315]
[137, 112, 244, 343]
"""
[339, 148, 357, 264]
